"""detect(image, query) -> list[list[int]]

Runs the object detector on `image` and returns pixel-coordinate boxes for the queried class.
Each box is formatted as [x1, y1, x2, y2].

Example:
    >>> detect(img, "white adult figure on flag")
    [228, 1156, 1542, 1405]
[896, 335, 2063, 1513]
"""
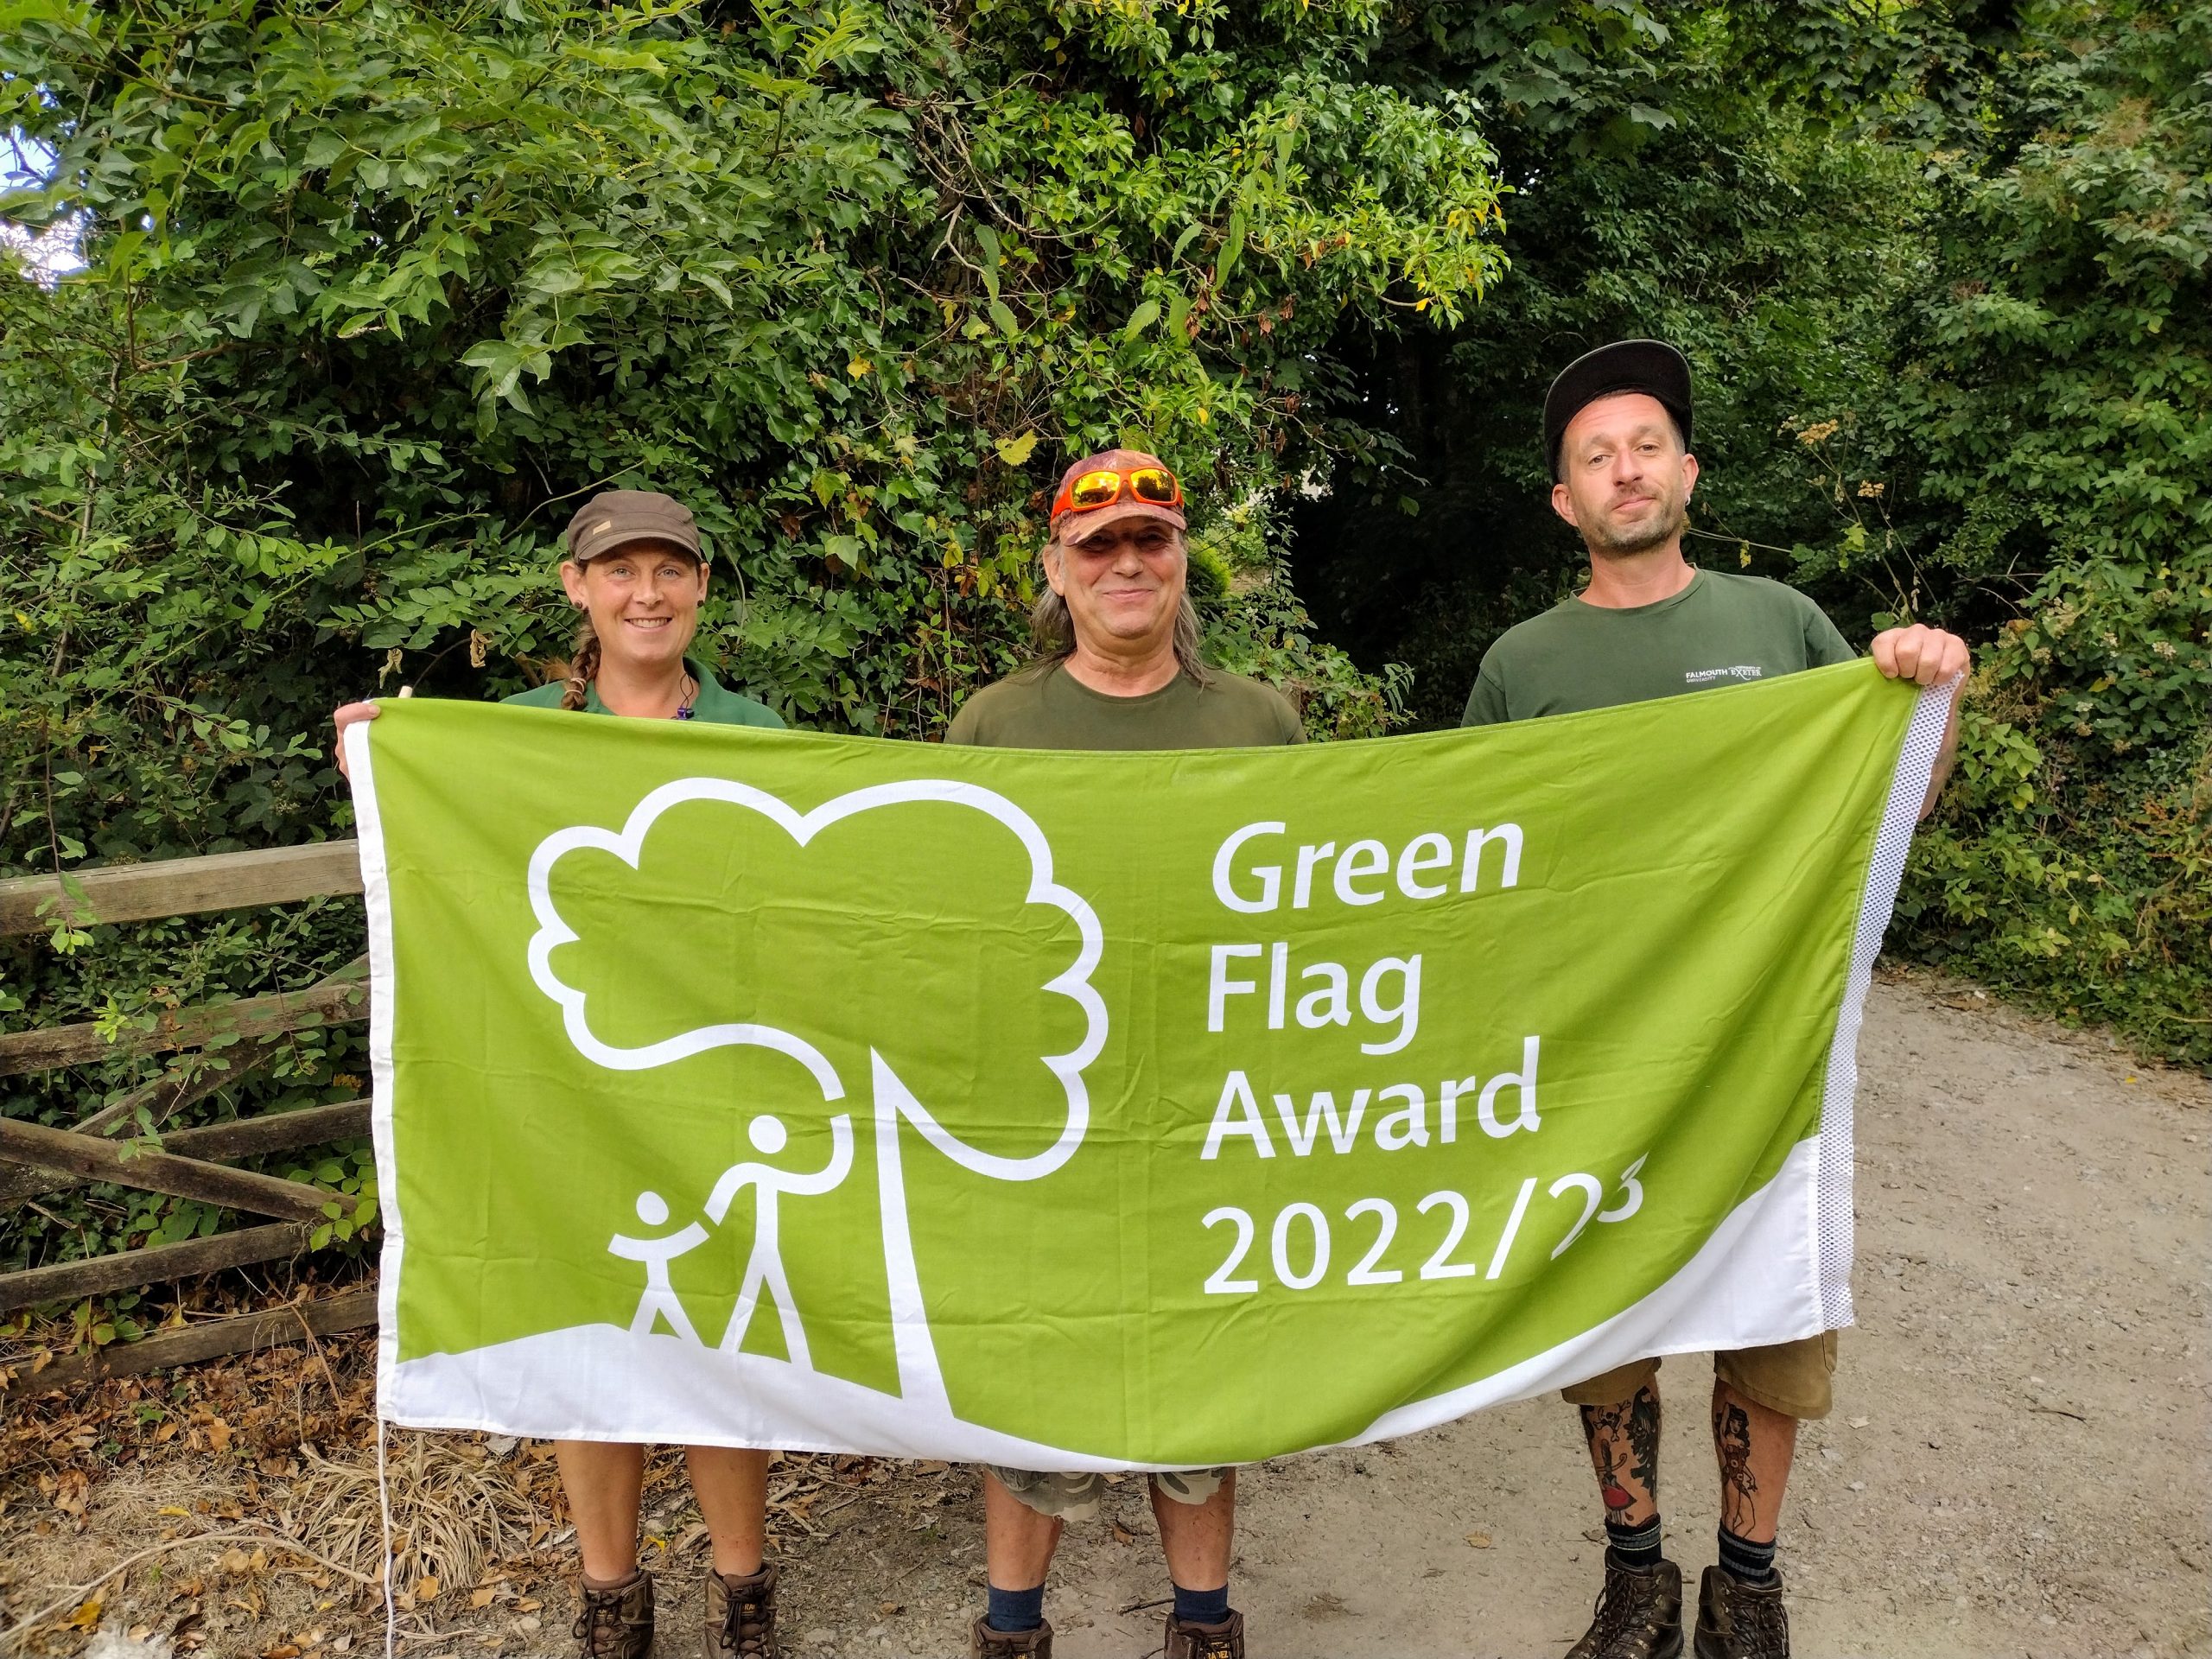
[608, 1190, 709, 1345]
[705, 1111, 855, 1368]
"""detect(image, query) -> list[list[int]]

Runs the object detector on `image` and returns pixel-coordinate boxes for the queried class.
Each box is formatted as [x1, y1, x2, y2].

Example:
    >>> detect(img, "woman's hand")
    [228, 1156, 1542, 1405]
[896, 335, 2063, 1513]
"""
[332, 702, 379, 780]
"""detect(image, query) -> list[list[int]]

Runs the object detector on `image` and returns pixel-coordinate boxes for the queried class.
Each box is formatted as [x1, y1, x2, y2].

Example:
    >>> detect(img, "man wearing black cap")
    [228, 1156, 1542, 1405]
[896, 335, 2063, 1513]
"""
[945, 448, 1301, 1659]
[1464, 342, 1969, 1659]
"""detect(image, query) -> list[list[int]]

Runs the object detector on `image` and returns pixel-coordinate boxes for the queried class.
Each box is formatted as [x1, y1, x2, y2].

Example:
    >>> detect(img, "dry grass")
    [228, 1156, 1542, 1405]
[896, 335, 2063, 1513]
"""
[289, 1433, 539, 1603]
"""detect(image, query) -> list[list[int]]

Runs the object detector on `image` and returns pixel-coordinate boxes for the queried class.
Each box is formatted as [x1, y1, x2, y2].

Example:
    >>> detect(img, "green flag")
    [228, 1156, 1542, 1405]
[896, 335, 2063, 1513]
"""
[351, 662, 1947, 1466]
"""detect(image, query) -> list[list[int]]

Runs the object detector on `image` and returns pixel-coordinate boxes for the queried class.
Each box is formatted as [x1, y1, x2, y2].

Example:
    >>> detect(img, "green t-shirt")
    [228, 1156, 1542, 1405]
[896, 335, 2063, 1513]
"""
[1461, 569, 1855, 726]
[945, 659, 1304, 751]
[502, 658, 784, 728]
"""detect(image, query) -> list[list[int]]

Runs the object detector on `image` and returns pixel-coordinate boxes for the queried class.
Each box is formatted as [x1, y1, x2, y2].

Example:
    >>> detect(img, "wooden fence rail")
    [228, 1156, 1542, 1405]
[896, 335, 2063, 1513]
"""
[1, 841, 378, 1389]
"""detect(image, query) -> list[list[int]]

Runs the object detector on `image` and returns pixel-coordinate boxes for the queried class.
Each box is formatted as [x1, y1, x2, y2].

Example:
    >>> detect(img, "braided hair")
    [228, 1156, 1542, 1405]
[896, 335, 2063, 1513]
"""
[560, 613, 602, 711]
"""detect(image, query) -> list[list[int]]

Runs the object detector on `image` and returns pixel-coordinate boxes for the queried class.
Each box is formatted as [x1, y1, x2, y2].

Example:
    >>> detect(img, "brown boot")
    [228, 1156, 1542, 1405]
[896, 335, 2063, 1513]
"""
[1163, 1608, 1245, 1658]
[968, 1614, 1053, 1656]
[704, 1562, 780, 1657]
[573, 1570, 654, 1659]
[1694, 1564, 1789, 1658]
[1566, 1556, 1683, 1659]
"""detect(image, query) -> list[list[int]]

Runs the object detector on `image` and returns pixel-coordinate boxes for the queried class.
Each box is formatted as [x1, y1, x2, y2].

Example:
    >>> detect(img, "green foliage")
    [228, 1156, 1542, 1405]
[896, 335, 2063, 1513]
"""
[0, 0, 1505, 1321]
[1849, 3, 2212, 1060]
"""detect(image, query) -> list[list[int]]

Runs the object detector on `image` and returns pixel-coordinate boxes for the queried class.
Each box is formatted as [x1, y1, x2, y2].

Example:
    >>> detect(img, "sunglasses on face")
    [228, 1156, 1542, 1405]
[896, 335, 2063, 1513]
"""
[1052, 464, 1185, 519]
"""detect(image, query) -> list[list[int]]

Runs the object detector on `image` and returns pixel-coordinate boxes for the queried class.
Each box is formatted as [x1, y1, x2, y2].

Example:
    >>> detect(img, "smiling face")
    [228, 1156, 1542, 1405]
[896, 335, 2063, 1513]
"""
[1044, 515, 1188, 658]
[557, 538, 709, 671]
[1551, 391, 1699, 557]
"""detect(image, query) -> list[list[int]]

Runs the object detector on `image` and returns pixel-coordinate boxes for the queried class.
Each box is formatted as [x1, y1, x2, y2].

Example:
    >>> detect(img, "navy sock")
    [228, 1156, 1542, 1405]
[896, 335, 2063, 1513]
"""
[986, 1583, 1046, 1633]
[1605, 1512, 1665, 1571]
[1717, 1525, 1777, 1586]
[1172, 1583, 1230, 1625]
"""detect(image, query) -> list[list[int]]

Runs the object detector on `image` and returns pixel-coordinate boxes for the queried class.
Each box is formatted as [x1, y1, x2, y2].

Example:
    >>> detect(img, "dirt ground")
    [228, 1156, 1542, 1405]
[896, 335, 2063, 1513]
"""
[5, 970, 2207, 1659]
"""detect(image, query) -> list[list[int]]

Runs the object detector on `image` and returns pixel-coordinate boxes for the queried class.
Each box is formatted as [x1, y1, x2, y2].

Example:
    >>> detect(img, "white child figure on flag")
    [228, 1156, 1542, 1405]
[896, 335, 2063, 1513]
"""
[608, 1190, 709, 1344]
[705, 1111, 855, 1368]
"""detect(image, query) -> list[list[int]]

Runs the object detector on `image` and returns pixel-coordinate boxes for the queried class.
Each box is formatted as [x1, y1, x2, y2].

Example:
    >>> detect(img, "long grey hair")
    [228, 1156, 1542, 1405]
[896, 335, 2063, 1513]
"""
[1029, 532, 1210, 685]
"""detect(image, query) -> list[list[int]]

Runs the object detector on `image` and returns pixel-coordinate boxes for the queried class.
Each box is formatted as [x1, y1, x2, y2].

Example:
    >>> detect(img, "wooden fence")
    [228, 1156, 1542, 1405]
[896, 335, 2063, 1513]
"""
[1, 842, 378, 1391]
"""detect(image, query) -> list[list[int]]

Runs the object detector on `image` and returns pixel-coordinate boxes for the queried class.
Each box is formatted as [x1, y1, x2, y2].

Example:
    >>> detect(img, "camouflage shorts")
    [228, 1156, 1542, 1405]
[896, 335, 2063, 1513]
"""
[985, 1465, 1230, 1522]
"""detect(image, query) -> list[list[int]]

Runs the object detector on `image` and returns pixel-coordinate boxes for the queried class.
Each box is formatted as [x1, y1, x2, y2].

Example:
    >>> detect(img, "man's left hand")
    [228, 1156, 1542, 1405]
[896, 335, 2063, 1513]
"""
[1870, 623, 1970, 687]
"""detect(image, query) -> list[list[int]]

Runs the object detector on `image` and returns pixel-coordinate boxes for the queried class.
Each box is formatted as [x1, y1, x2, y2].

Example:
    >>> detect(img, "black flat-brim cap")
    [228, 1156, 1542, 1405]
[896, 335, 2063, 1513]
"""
[1543, 340, 1694, 478]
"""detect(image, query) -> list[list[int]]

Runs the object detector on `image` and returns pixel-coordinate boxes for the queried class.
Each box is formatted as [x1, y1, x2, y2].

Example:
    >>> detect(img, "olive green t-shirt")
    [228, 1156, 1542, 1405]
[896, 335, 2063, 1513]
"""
[1461, 569, 1856, 726]
[502, 657, 784, 728]
[945, 659, 1304, 751]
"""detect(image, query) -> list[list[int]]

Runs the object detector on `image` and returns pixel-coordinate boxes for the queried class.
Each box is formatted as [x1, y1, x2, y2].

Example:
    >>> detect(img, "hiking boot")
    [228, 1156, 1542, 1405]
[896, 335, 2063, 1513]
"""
[1164, 1607, 1246, 1658]
[968, 1615, 1052, 1656]
[1694, 1564, 1789, 1658]
[1565, 1556, 1683, 1659]
[704, 1562, 780, 1657]
[573, 1570, 654, 1659]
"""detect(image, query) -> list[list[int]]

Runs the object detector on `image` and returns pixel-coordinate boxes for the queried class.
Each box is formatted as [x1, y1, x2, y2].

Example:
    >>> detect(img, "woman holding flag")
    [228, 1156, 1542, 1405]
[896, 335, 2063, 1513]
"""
[335, 488, 788, 1659]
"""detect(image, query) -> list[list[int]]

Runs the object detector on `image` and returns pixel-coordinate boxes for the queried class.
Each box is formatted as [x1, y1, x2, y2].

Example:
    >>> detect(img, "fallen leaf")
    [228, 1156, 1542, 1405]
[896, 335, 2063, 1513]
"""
[1466, 1531, 1493, 1549]
[1847, 1415, 1870, 1429]
[1111, 1522, 1137, 1546]
[417, 1574, 441, 1601]
[470, 1586, 498, 1609]
[878, 1600, 902, 1616]
[69, 1597, 103, 1630]
[207, 1418, 234, 1452]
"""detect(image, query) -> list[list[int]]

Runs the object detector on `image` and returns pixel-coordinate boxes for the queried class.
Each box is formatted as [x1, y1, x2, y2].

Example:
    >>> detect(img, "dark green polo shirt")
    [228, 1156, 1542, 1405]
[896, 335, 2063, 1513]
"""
[1461, 569, 1856, 725]
[503, 658, 783, 728]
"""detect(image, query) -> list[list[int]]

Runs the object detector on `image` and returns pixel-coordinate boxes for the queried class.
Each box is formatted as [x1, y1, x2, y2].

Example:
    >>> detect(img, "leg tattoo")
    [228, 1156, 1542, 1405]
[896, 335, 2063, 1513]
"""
[1713, 1398, 1759, 1537]
[1580, 1383, 1662, 1521]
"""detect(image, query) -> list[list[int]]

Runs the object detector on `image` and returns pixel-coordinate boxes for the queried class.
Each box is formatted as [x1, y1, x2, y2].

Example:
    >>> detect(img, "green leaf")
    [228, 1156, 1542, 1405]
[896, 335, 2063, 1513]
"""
[995, 430, 1039, 466]
[1214, 213, 1246, 290]
[1122, 299, 1160, 340]
[975, 224, 1001, 302]
[988, 299, 1019, 337]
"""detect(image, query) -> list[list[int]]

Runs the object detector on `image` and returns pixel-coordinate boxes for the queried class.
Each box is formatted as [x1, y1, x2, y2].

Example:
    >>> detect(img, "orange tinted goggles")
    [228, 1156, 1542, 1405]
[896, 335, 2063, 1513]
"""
[1051, 464, 1184, 520]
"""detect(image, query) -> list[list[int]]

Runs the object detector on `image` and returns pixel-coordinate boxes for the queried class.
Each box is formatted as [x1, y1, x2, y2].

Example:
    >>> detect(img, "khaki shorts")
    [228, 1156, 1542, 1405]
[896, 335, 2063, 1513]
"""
[985, 1465, 1230, 1522]
[1560, 1332, 1840, 1421]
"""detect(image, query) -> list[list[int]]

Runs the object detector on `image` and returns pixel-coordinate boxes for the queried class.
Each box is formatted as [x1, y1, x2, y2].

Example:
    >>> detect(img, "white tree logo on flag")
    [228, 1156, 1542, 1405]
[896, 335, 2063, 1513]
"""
[524, 778, 1107, 1415]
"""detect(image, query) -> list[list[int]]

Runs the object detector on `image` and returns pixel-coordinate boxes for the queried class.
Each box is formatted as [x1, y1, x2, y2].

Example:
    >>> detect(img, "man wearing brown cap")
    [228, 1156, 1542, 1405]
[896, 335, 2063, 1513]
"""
[1464, 342, 1969, 1659]
[945, 450, 1300, 1658]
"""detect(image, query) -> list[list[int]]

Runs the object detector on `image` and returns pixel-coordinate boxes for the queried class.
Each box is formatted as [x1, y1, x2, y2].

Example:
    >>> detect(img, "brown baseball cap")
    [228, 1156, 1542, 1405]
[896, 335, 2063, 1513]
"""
[1051, 448, 1189, 546]
[562, 490, 706, 563]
